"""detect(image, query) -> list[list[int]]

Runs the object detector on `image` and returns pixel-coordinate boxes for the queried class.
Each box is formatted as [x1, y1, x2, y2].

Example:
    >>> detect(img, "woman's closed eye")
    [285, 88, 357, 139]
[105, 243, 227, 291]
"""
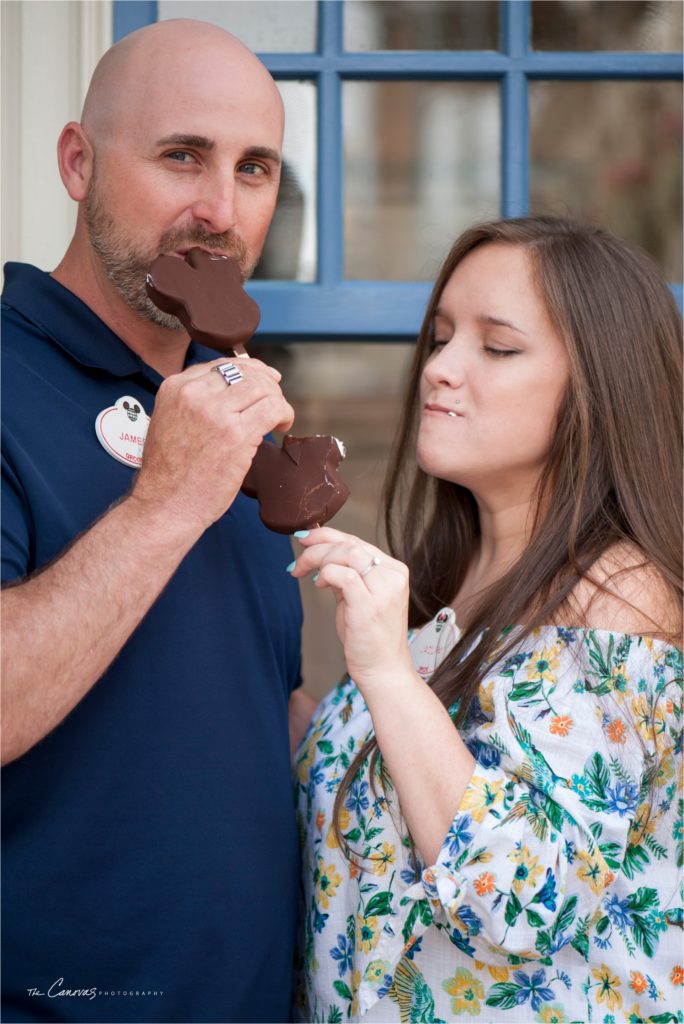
[484, 345, 520, 358]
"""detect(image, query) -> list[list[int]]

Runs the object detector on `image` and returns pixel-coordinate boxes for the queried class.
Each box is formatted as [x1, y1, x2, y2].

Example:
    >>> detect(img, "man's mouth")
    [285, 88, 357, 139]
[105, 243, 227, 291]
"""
[171, 246, 232, 261]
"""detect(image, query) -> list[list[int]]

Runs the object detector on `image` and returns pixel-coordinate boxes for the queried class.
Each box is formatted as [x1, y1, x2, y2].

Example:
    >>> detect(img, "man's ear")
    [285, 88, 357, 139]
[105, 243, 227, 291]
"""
[56, 122, 94, 202]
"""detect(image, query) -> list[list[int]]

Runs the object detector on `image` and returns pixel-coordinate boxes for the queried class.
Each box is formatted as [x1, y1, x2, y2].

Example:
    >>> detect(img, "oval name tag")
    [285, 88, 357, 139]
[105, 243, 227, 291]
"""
[95, 395, 150, 468]
[410, 606, 460, 681]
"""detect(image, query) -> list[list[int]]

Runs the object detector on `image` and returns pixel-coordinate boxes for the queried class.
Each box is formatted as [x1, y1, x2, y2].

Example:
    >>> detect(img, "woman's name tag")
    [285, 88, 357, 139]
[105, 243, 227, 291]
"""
[410, 606, 460, 681]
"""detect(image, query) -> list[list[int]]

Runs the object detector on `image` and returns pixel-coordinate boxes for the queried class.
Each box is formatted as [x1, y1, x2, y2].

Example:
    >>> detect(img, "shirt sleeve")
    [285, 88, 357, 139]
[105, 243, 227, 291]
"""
[2, 446, 32, 583]
[401, 629, 680, 964]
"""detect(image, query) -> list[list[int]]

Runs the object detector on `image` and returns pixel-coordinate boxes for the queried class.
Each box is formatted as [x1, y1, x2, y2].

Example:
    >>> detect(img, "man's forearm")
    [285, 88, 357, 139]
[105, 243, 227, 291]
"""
[1, 494, 202, 765]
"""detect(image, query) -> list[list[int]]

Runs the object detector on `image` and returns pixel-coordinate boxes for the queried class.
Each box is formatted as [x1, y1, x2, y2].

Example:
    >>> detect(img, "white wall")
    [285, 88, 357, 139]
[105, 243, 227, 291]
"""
[1, 0, 111, 273]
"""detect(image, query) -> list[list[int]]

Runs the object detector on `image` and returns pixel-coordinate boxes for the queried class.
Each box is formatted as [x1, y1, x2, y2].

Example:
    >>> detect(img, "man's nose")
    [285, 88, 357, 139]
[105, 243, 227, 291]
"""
[190, 175, 237, 234]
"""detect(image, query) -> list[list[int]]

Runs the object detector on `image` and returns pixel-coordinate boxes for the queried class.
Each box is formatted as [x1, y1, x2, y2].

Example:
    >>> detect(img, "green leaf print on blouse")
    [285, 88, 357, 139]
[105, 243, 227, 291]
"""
[388, 958, 444, 1023]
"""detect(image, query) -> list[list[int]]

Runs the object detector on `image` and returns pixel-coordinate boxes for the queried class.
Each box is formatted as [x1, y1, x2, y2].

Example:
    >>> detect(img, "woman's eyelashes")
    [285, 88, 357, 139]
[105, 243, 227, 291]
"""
[483, 345, 520, 358]
[428, 337, 520, 358]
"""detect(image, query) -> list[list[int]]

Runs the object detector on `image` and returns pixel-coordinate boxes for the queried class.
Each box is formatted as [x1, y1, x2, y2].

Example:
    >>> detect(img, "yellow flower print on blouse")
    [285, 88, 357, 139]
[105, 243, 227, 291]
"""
[477, 679, 496, 717]
[526, 646, 561, 684]
[631, 694, 667, 751]
[508, 844, 544, 894]
[536, 1005, 569, 1023]
[592, 963, 623, 1012]
[459, 774, 504, 823]
[575, 849, 610, 895]
[357, 915, 381, 954]
[326, 806, 350, 849]
[365, 959, 391, 989]
[350, 969, 361, 1016]
[442, 967, 484, 1016]
[474, 960, 509, 982]
[370, 841, 395, 876]
[316, 862, 343, 909]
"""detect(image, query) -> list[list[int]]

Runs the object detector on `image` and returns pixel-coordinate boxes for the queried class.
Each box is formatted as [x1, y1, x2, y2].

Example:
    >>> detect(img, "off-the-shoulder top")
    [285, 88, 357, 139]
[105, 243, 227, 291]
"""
[294, 613, 682, 1023]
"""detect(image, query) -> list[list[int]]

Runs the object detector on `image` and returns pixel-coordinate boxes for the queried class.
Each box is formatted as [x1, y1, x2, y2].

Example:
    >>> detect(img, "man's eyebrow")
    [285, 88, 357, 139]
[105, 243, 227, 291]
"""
[154, 135, 281, 167]
[155, 134, 215, 150]
[243, 146, 281, 167]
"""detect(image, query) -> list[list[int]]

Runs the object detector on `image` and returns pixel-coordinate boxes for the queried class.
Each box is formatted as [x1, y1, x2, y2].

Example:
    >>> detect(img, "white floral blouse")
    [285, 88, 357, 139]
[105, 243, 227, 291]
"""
[293, 613, 683, 1024]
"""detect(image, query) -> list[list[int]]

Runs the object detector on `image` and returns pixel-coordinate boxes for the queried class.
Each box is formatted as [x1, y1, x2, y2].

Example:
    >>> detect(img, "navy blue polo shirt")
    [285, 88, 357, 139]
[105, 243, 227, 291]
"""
[1, 264, 303, 1023]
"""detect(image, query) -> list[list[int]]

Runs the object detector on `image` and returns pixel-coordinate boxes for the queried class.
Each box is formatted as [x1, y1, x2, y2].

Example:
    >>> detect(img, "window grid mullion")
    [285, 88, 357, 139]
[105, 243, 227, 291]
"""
[500, 0, 530, 218]
[317, 0, 344, 286]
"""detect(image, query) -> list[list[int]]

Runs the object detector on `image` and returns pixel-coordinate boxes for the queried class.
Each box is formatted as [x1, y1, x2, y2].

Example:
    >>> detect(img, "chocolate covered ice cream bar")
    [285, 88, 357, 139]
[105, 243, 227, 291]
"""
[241, 435, 349, 534]
[145, 247, 259, 353]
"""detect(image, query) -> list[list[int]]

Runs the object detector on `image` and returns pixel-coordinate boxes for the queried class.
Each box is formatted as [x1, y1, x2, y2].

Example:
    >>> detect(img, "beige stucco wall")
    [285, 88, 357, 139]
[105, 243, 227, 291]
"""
[1, 0, 111, 273]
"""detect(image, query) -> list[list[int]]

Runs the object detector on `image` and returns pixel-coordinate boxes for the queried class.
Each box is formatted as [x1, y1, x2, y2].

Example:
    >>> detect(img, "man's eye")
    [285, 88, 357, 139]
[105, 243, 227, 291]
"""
[166, 151, 196, 164]
[239, 162, 266, 176]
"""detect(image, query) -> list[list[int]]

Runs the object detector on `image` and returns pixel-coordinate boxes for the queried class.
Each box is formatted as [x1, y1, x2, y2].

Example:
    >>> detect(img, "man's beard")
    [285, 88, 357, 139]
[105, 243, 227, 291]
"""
[85, 175, 253, 330]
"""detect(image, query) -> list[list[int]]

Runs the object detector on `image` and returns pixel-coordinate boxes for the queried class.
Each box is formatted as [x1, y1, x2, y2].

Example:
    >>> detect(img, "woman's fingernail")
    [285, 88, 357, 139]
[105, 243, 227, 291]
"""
[312, 572, 320, 583]
[293, 530, 310, 539]
[286, 561, 296, 573]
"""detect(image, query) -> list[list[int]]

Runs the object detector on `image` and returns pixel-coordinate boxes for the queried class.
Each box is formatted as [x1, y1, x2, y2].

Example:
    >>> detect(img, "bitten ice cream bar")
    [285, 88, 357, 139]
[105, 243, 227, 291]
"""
[145, 248, 350, 533]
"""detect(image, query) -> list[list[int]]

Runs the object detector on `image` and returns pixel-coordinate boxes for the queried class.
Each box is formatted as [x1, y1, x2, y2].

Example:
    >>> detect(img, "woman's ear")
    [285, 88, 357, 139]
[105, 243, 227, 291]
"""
[56, 122, 94, 202]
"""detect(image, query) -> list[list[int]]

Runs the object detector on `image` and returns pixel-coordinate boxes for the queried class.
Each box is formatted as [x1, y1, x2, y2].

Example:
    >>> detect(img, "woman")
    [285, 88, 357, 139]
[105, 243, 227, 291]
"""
[290, 217, 682, 1023]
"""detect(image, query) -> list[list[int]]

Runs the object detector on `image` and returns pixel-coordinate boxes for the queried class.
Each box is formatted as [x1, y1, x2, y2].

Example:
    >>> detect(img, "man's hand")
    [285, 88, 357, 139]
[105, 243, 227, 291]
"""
[131, 357, 294, 531]
[2, 357, 294, 765]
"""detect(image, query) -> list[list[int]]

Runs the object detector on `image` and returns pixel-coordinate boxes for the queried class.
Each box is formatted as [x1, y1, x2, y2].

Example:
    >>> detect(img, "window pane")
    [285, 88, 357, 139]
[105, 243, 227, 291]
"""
[157, 0, 317, 52]
[344, 81, 500, 280]
[254, 81, 317, 282]
[258, 341, 414, 698]
[345, 0, 499, 51]
[530, 80, 682, 280]
[533, 0, 682, 52]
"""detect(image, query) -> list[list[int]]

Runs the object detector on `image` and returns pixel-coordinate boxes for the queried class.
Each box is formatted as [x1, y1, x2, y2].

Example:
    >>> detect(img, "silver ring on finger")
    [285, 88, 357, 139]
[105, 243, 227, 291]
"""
[359, 555, 382, 579]
[213, 362, 244, 386]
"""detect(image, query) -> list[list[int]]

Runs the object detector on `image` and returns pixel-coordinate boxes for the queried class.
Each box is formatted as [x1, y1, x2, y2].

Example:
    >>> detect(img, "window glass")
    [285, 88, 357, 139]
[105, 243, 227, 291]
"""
[258, 341, 415, 698]
[157, 0, 317, 52]
[530, 80, 682, 280]
[532, 0, 682, 52]
[345, 0, 499, 51]
[344, 81, 500, 281]
[254, 81, 317, 282]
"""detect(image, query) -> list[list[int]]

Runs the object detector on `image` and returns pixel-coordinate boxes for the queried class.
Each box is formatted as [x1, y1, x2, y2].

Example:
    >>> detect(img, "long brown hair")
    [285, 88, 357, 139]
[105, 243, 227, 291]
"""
[333, 216, 683, 854]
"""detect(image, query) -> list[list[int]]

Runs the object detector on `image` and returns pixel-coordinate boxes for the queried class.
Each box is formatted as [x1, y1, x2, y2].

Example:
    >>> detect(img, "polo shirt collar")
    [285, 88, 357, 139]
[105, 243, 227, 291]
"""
[2, 262, 205, 379]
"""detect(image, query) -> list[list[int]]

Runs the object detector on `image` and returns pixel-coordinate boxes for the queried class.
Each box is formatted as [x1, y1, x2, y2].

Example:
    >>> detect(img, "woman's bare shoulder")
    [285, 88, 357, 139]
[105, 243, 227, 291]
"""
[560, 542, 682, 644]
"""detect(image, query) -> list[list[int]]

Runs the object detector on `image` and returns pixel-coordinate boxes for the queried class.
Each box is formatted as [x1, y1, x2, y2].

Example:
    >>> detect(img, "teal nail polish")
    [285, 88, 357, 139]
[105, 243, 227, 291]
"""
[286, 560, 296, 573]
[293, 530, 310, 539]
[312, 572, 320, 583]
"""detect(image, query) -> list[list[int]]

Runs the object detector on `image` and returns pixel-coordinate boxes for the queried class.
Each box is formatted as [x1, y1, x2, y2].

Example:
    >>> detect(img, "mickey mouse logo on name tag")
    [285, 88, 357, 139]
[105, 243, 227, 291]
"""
[95, 396, 150, 468]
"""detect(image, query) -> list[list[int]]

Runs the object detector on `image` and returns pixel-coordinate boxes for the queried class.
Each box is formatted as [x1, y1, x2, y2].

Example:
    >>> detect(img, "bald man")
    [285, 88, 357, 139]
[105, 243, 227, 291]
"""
[2, 21, 306, 1023]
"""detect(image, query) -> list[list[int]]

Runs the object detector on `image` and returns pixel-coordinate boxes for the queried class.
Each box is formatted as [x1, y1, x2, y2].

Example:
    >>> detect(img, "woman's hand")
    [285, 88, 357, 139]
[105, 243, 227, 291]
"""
[292, 528, 476, 867]
[290, 527, 415, 694]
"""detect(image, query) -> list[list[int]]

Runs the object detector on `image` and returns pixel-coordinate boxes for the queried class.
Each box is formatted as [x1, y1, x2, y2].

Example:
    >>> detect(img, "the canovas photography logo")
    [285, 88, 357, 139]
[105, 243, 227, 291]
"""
[27, 978, 164, 1001]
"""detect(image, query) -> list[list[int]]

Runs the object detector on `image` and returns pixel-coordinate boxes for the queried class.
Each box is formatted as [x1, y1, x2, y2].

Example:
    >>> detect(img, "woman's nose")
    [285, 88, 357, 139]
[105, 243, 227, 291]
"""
[423, 338, 465, 389]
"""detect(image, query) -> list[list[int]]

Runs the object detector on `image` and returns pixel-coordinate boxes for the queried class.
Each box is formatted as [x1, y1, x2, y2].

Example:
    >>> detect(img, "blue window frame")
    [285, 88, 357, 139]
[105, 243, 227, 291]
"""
[114, 0, 682, 339]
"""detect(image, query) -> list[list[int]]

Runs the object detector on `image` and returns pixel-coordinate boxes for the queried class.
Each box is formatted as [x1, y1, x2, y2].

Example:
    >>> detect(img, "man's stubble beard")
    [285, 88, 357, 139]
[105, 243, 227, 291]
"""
[85, 170, 256, 331]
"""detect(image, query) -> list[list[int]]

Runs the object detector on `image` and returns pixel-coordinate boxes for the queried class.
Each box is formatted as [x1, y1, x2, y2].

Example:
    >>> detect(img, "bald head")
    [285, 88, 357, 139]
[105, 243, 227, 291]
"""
[82, 19, 283, 148]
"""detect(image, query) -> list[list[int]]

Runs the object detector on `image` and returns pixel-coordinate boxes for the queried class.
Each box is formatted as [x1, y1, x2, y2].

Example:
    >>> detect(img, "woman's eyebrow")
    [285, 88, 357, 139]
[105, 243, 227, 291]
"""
[478, 314, 528, 336]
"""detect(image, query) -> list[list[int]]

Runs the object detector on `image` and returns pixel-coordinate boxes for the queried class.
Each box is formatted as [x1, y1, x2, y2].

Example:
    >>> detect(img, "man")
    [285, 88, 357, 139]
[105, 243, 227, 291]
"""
[2, 20, 308, 1023]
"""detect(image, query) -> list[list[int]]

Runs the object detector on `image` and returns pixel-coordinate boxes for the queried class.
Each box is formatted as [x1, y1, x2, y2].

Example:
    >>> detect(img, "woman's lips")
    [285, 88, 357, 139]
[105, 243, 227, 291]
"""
[423, 402, 464, 418]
